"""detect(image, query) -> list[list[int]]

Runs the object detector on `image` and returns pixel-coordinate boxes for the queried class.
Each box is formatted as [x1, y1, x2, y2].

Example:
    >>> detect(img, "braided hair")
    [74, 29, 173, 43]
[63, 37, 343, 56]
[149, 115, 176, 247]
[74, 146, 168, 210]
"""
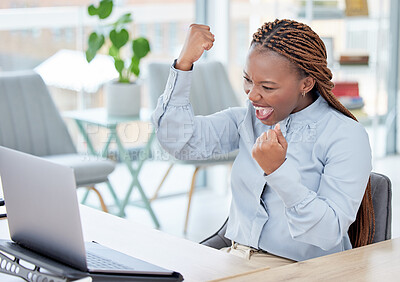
[252, 19, 374, 247]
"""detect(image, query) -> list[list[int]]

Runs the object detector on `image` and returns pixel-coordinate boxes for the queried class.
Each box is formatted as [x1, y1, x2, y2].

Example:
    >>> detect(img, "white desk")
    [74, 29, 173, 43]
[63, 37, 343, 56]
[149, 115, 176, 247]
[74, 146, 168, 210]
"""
[0, 205, 266, 281]
[2, 206, 399, 281]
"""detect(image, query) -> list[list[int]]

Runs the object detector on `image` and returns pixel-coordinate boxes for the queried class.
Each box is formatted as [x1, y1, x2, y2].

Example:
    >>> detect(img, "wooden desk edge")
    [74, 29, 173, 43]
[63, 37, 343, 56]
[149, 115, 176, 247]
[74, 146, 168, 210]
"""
[215, 237, 400, 281]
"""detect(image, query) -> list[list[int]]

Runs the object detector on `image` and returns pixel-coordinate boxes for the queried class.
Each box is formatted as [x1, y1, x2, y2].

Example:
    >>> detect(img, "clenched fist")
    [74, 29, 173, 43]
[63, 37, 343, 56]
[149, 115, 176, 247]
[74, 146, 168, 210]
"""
[252, 123, 288, 175]
[175, 24, 215, 71]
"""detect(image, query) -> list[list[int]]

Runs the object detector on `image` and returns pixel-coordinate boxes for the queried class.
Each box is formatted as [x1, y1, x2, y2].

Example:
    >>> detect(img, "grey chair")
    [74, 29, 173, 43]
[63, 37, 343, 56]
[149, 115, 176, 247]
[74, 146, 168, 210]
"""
[201, 172, 392, 249]
[0, 70, 118, 212]
[147, 61, 241, 233]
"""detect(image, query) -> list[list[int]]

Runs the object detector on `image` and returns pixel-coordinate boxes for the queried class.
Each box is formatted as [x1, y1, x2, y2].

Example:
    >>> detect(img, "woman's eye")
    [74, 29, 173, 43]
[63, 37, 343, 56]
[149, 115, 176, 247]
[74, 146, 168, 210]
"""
[262, 86, 274, 90]
[243, 76, 251, 83]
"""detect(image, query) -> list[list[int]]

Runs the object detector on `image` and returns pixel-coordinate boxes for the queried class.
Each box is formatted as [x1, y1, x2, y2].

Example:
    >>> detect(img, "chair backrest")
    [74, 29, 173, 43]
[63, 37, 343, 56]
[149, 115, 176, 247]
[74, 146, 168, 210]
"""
[147, 61, 241, 115]
[201, 172, 392, 249]
[200, 217, 230, 249]
[370, 172, 392, 243]
[0, 70, 76, 156]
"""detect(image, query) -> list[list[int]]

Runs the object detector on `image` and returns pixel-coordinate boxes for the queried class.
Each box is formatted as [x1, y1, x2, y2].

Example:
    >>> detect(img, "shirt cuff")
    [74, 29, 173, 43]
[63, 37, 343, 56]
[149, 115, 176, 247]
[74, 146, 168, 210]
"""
[172, 58, 194, 70]
[162, 60, 193, 107]
[264, 159, 310, 208]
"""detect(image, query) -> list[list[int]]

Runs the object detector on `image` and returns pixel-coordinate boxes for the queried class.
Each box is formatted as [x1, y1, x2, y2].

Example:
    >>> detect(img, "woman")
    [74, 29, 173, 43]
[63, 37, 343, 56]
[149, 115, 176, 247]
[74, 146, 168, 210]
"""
[152, 19, 374, 267]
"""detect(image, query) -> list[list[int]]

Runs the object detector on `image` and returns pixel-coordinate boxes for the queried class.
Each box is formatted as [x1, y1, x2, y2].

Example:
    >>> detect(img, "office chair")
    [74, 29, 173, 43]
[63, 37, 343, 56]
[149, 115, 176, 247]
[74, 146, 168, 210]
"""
[200, 172, 392, 249]
[147, 61, 241, 233]
[0, 70, 119, 212]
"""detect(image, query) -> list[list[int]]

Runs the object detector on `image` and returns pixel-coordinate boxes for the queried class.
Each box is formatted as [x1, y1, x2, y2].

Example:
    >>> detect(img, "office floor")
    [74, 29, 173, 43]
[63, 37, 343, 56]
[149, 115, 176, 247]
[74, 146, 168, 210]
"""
[80, 152, 399, 244]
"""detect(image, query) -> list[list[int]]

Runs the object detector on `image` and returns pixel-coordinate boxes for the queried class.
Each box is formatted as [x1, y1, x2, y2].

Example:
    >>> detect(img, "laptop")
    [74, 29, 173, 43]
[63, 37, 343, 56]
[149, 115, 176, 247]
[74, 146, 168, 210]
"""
[0, 146, 182, 281]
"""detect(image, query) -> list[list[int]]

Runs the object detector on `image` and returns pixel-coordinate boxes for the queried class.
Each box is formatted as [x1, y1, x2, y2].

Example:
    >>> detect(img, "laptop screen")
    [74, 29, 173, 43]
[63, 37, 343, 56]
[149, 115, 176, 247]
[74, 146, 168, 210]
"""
[0, 146, 88, 271]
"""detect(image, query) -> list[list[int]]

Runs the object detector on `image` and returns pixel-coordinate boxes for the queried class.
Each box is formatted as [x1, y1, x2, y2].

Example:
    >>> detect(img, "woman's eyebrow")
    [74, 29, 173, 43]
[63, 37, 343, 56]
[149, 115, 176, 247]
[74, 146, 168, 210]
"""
[242, 71, 278, 84]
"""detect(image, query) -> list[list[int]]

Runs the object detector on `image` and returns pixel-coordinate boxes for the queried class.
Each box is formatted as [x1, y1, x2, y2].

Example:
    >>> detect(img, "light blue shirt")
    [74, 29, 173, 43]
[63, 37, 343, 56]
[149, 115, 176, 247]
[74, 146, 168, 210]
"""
[152, 64, 372, 261]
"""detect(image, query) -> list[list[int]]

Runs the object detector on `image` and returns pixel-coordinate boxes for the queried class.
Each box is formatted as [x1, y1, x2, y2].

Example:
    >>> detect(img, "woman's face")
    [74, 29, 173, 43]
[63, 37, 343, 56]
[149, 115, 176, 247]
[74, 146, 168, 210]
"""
[243, 45, 314, 125]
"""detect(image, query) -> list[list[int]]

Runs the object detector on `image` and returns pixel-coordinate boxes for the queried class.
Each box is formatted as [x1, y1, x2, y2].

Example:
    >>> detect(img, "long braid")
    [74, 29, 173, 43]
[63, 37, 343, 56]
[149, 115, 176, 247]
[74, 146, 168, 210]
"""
[252, 19, 375, 247]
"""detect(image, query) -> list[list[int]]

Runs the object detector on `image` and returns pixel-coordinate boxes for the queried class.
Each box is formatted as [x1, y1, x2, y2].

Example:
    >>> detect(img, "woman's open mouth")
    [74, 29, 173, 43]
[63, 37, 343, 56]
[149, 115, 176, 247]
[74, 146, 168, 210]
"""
[254, 106, 274, 120]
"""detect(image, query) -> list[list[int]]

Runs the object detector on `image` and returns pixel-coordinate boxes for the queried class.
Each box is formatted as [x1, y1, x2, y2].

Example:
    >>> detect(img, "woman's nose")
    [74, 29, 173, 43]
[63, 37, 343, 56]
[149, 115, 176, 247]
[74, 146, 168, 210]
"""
[247, 86, 261, 102]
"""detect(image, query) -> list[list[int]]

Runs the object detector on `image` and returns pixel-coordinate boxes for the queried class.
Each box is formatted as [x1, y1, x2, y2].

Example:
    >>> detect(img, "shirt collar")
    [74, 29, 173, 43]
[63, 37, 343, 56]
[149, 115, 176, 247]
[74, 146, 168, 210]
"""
[247, 94, 329, 135]
[288, 94, 328, 122]
[277, 94, 328, 135]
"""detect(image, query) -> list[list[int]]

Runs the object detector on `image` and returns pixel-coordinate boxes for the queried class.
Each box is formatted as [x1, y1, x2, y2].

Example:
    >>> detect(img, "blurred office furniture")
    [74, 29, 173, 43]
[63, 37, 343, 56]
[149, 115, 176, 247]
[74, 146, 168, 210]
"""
[64, 108, 160, 228]
[201, 172, 392, 249]
[147, 61, 241, 233]
[332, 81, 365, 110]
[0, 70, 117, 212]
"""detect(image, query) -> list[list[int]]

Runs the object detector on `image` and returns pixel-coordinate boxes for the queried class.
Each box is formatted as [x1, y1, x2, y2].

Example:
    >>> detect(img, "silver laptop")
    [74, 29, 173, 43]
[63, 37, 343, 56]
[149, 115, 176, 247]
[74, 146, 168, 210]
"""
[0, 146, 179, 278]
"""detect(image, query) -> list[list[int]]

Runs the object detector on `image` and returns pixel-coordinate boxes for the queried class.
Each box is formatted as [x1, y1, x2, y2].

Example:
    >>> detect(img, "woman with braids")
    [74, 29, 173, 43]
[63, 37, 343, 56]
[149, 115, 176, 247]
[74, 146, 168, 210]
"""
[152, 19, 373, 267]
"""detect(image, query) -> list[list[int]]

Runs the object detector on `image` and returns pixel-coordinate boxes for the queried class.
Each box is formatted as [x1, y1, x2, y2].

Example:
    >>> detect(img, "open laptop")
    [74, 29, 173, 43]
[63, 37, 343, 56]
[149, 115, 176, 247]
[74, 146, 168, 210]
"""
[0, 146, 182, 281]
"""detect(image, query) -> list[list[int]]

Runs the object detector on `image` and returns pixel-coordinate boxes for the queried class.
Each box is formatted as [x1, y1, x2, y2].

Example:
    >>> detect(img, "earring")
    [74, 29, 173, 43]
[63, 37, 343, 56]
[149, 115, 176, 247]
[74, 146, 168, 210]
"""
[302, 91, 306, 97]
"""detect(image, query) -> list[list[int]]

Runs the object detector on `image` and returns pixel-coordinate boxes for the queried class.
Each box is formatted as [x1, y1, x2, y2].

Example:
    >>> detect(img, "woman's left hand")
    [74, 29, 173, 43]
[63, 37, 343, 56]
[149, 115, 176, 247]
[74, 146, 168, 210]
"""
[252, 123, 288, 175]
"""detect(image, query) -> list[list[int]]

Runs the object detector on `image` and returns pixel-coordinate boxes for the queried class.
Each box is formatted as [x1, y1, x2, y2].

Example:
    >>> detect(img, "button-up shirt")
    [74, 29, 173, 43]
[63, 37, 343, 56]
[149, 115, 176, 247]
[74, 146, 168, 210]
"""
[152, 64, 372, 261]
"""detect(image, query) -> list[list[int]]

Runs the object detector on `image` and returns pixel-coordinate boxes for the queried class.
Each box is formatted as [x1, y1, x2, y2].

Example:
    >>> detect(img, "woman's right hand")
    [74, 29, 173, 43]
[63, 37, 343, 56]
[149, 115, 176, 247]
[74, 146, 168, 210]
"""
[175, 24, 215, 71]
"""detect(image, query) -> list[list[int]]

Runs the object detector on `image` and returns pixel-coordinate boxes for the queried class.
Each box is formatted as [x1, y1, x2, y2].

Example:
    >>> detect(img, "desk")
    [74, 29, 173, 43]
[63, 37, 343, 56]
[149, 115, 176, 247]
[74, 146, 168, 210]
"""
[0, 206, 266, 282]
[214, 237, 400, 282]
[64, 108, 159, 228]
[1, 210, 400, 281]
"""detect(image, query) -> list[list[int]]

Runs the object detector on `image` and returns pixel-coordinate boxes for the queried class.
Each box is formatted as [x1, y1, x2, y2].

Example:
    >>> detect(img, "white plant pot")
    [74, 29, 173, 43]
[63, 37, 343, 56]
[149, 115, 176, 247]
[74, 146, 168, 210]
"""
[105, 81, 141, 117]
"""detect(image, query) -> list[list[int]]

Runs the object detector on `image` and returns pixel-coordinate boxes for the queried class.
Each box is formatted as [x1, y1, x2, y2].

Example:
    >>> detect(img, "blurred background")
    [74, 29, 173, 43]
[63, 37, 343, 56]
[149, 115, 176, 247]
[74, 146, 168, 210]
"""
[0, 0, 398, 243]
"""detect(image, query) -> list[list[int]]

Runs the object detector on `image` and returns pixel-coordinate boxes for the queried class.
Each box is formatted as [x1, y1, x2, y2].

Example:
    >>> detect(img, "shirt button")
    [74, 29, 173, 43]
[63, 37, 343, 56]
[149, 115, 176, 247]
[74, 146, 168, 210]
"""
[168, 83, 173, 89]
[166, 91, 172, 101]
[171, 72, 176, 78]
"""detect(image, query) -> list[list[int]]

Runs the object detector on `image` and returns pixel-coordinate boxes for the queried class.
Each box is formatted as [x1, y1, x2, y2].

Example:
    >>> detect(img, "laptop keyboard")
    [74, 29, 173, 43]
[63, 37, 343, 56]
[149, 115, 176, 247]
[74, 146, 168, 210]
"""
[86, 251, 133, 270]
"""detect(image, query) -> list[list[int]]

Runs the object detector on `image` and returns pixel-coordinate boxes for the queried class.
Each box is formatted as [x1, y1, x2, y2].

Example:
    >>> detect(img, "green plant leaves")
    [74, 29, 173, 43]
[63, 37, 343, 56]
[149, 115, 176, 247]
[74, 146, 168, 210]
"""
[110, 29, 129, 49]
[88, 0, 113, 19]
[128, 38, 151, 77]
[88, 5, 97, 16]
[115, 59, 129, 82]
[86, 32, 105, 62]
[113, 13, 133, 28]
[114, 59, 124, 73]
[130, 56, 140, 77]
[85, 1, 150, 82]
[132, 37, 150, 59]
[108, 45, 119, 59]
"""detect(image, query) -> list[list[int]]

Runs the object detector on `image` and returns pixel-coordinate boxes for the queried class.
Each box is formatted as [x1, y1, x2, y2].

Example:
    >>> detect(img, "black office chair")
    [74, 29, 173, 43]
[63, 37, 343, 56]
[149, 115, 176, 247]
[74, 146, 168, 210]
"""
[200, 172, 392, 249]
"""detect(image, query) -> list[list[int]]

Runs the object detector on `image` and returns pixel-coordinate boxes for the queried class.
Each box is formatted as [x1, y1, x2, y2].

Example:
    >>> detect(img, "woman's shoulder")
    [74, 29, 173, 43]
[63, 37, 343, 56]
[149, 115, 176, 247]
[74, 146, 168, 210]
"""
[225, 105, 247, 117]
[219, 105, 248, 127]
[319, 105, 369, 145]
[224, 100, 255, 122]
[314, 104, 371, 164]
[329, 106, 365, 128]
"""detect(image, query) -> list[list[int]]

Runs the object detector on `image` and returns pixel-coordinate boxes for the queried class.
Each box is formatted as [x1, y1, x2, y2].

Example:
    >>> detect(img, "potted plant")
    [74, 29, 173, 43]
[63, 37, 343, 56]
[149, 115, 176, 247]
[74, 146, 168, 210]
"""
[85, 0, 150, 116]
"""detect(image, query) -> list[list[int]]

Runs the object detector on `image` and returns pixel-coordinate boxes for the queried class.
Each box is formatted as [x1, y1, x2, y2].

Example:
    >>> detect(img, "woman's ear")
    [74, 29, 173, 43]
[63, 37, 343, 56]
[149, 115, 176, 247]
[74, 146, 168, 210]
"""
[301, 76, 316, 93]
